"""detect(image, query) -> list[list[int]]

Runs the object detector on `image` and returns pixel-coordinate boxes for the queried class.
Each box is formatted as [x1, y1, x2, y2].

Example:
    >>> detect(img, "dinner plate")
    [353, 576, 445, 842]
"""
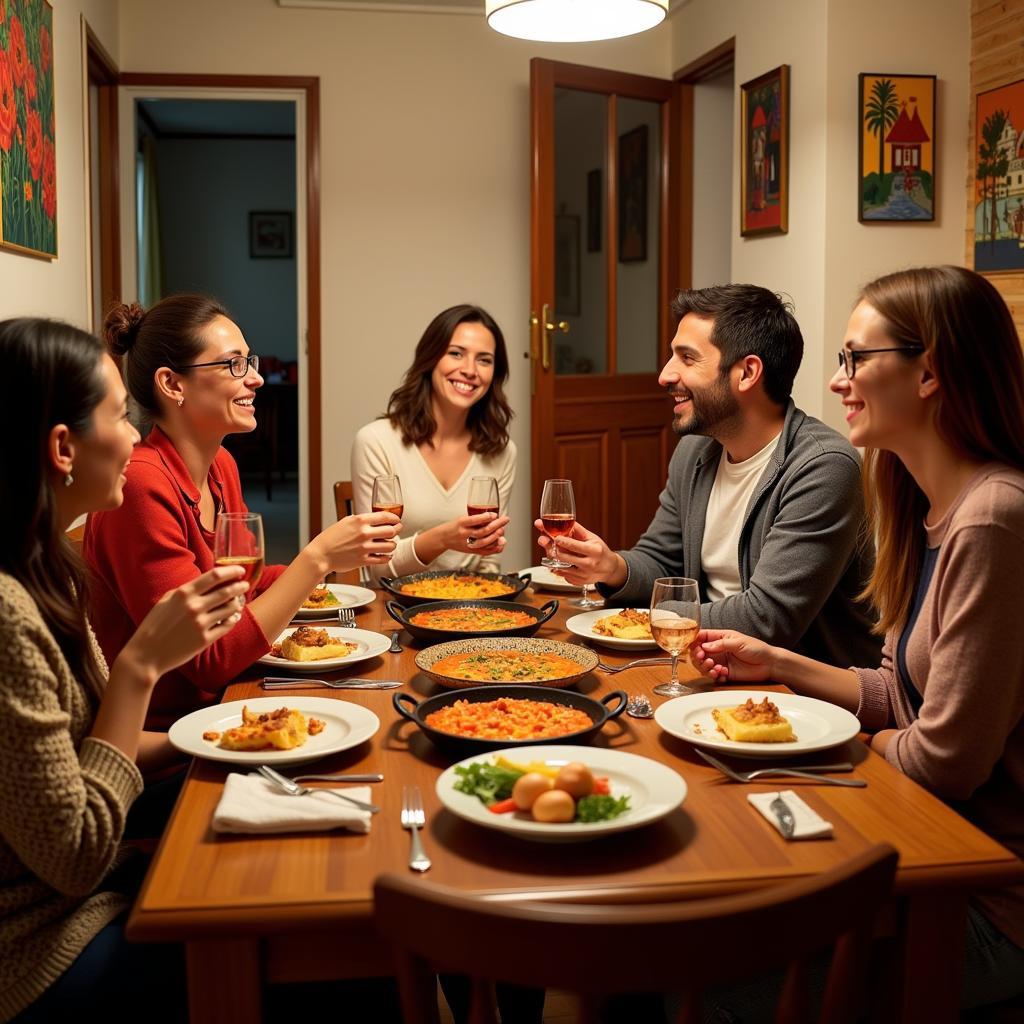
[258, 626, 391, 672]
[565, 608, 659, 651]
[436, 744, 687, 843]
[168, 696, 380, 766]
[519, 566, 580, 593]
[654, 690, 861, 758]
[294, 583, 376, 619]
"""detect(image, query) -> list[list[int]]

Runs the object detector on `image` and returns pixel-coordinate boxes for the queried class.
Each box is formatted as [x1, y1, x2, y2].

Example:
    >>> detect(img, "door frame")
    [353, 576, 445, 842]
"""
[115, 73, 323, 541]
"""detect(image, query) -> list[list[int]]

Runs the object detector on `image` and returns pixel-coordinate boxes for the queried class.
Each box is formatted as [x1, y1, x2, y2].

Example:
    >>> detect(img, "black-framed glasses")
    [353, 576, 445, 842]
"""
[174, 354, 260, 378]
[837, 347, 923, 379]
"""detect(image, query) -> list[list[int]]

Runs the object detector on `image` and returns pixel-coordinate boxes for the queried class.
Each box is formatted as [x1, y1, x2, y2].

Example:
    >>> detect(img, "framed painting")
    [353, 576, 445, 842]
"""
[740, 64, 789, 237]
[554, 213, 579, 315]
[974, 77, 1024, 273]
[249, 210, 293, 258]
[859, 73, 936, 223]
[0, 0, 57, 259]
[618, 125, 647, 261]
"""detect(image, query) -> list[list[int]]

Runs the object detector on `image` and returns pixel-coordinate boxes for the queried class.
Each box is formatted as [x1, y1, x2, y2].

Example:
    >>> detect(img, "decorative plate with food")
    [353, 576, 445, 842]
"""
[436, 744, 687, 842]
[565, 608, 659, 651]
[380, 570, 530, 608]
[385, 599, 558, 642]
[259, 626, 391, 672]
[294, 583, 376, 619]
[415, 637, 599, 689]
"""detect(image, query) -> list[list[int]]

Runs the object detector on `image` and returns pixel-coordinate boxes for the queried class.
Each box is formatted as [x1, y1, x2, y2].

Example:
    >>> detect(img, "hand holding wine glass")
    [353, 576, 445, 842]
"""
[539, 479, 575, 569]
[466, 476, 499, 547]
[650, 577, 700, 698]
[213, 512, 265, 597]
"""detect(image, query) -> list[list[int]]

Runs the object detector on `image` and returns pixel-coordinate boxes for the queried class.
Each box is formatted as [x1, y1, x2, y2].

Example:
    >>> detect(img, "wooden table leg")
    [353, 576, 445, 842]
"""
[186, 938, 262, 1024]
[899, 891, 967, 1024]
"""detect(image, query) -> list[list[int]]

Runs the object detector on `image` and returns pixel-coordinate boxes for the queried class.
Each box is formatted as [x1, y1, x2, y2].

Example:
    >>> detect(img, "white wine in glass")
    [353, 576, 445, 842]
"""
[372, 475, 404, 519]
[213, 512, 265, 595]
[539, 479, 575, 570]
[649, 577, 700, 698]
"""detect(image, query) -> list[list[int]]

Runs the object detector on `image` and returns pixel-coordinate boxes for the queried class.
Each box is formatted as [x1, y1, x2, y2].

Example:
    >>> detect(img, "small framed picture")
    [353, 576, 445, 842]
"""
[249, 211, 293, 258]
[740, 64, 790, 237]
[618, 125, 648, 261]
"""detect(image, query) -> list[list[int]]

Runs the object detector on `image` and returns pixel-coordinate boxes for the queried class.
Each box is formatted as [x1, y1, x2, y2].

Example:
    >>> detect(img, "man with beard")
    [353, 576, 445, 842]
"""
[537, 283, 880, 667]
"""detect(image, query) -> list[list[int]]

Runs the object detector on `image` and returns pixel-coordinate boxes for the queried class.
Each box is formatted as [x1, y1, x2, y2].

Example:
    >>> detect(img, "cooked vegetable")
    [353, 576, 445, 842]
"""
[496, 756, 558, 778]
[487, 798, 519, 815]
[453, 762, 523, 804]
[575, 794, 631, 823]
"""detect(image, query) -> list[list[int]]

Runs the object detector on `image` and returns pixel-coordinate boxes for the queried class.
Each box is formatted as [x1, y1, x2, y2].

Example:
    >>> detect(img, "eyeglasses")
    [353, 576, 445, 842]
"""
[174, 354, 260, 378]
[837, 347, 923, 379]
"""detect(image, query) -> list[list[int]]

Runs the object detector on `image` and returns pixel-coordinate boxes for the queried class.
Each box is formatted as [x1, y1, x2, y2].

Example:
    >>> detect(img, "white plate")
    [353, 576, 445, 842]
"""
[168, 696, 380, 766]
[565, 608, 659, 651]
[436, 744, 687, 843]
[654, 690, 861, 758]
[518, 566, 580, 593]
[258, 626, 391, 672]
[294, 583, 376, 619]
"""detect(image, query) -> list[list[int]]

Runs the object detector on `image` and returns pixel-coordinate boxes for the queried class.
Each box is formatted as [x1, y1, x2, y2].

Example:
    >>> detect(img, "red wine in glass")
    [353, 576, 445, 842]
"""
[539, 480, 575, 569]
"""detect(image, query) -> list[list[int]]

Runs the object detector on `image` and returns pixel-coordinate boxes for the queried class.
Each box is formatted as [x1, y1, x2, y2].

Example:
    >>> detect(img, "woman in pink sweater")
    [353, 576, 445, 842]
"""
[693, 265, 1024, 1011]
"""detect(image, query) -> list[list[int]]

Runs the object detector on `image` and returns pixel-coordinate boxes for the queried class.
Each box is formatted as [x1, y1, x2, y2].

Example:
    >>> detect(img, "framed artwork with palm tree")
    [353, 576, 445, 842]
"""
[974, 77, 1024, 273]
[858, 73, 935, 223]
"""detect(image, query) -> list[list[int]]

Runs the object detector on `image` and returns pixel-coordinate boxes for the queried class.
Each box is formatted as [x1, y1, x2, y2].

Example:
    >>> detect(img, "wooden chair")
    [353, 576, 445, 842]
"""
[374, 843, 898, 1024]
[332, 480, 369, 585]
[66, 522, 86, 555]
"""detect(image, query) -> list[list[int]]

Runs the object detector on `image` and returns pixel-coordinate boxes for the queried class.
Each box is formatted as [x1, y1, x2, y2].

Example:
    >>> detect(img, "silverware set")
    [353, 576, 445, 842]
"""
[694, 748, 866, 787]
[257, 764, 382, 812]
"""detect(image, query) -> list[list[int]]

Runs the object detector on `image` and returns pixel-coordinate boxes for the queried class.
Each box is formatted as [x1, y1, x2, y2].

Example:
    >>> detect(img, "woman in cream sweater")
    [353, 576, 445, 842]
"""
[0, 318, 248, 1022]
[351, 304, 516, 580]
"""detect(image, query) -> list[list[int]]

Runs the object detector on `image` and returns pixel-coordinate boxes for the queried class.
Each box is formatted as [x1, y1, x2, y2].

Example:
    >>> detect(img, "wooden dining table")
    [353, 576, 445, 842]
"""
[127, 585, 1024, 1023]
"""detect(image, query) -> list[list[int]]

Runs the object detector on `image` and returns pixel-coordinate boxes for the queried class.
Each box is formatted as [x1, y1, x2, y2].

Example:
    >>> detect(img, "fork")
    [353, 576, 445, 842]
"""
[257, 764, 381, 812]
[337, 607, 357, 627]
[596, 656, 672, 674]
[401, 785, 431, 872]
[695, 748, 866, 787]
[262, 676, 401, 690]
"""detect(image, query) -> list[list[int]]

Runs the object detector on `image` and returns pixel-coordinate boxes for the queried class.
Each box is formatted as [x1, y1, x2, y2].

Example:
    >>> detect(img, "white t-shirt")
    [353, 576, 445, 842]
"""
[700, 433, 781, 602]
[350, 417, 517, 580]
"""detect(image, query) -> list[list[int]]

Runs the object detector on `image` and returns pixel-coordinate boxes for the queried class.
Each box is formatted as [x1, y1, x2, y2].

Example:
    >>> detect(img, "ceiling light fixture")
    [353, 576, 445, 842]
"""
[485, 0, 668, 43]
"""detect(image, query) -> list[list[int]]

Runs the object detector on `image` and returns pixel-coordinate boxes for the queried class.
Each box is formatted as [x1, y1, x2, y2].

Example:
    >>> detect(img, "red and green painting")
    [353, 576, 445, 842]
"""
[0, 0, 56, 259]
[859, 73, 935, 222]
[974, 77, 1024, 273]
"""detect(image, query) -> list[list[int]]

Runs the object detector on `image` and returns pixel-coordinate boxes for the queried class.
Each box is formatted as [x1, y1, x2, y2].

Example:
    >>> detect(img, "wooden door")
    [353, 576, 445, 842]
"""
[530, 60, 681, 550]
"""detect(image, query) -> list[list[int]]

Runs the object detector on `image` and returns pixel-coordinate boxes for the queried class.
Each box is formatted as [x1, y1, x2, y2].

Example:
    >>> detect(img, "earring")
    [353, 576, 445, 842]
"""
[177, 397, 184, 408]
[64, 471, 74, 487]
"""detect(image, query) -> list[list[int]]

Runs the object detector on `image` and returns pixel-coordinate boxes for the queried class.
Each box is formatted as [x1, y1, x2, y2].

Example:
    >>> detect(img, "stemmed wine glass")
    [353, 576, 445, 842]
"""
[539, 479, 575, 569]
[467, 476, 499, 549]
[649, 577, 700, 698]
[372, 475, 404, 519]
[213, 512, 265, 599]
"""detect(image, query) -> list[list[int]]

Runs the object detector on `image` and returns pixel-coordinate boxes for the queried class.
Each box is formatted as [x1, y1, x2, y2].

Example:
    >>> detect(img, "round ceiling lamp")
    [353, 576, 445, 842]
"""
[485, 0, 668, 43]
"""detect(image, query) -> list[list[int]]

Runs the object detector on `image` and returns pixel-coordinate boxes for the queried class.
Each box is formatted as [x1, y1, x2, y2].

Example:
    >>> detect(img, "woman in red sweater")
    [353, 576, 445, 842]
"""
[693, 266, 1024, 1012]
[85, 295, 401, 728]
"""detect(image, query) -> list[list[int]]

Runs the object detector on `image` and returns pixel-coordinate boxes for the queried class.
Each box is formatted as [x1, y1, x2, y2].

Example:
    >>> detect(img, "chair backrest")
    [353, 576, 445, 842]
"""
[374, 843, 898, 1024]
[66, 522, 86, 556]
[332, 481, 367, 585]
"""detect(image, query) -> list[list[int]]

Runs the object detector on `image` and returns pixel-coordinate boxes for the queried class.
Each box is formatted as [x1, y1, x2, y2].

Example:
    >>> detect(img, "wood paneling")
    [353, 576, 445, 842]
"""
[619, 427, 666, 547]
[555, 432, 608, 537]
[969, 0, 1024, 338]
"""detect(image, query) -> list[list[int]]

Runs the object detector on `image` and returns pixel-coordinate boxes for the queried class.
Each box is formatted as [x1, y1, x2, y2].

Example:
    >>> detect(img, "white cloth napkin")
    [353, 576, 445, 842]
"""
[747, 789, 833, 840]
[212, 773, 373, 834]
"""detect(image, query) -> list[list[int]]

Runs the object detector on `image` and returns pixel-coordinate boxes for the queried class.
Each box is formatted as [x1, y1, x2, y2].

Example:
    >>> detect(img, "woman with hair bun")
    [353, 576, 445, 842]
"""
[0, 317, 248, 1019]
[693, 266, 1024, 1011]
[351, 303, 515, 579]
[85, 295, 401, 728]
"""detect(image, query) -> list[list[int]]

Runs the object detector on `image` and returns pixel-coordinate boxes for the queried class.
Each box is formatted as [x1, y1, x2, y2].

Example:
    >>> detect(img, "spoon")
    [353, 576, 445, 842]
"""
[626, 695, 654, 719]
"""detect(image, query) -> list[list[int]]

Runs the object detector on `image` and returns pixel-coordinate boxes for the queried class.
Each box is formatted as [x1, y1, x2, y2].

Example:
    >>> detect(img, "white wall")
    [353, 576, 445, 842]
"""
[155, 137, 298, 361]
[691, 65, 733, 289]
[0, 0, 119, 326]
[118, 0, 673, 568]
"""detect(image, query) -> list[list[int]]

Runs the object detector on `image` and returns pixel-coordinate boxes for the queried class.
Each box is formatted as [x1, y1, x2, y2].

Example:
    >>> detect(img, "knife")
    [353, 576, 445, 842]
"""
[769, 795, 796, 838]
[261, 677, 402, 690]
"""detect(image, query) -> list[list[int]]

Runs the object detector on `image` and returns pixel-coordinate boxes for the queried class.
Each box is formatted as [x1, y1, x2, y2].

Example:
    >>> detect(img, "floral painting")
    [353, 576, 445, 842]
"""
[0, 0, 56, 259]
[858, 73, 935, 222]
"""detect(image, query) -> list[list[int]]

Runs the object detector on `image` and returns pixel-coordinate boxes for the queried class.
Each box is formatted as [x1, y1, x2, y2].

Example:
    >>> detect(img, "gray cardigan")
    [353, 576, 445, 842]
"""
[602, 401, 881, 668]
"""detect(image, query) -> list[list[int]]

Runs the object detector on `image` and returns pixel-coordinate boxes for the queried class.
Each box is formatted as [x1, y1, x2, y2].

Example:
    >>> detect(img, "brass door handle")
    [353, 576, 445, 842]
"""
[541, 303, 569, 370]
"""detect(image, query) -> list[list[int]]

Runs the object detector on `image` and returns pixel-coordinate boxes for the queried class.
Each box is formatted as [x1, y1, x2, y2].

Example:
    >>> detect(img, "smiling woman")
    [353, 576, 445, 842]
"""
[83, 295, 401, 728]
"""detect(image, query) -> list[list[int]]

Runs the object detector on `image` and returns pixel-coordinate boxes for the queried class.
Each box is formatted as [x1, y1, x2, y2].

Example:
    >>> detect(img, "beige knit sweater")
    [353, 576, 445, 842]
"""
[0, 573, 143, 1022]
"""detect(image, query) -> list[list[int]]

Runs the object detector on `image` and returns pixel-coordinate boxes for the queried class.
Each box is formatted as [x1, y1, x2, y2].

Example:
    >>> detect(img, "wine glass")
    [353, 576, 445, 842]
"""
[213, 512, 265, 597]
[539, 479, 575, 569]
[574, 581, 604, 609]
[466, 476, 499, 518]
[649, 577, 700, 697]
[372, 475, 404, 519]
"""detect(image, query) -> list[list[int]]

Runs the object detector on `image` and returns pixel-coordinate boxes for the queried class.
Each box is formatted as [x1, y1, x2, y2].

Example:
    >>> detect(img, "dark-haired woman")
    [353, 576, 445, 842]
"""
[351, 304, 515, 580]
[0, 317, 248, 1021]
[85, 296, 400, 728]
[692, 265, 1024, 1011]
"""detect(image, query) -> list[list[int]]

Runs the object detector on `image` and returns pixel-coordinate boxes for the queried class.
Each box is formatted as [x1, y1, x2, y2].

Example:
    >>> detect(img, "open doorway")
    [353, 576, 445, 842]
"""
[134, 98, 299, 562]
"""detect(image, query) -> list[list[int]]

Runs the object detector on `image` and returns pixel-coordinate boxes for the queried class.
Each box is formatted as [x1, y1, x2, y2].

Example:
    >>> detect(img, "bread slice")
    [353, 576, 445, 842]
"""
[279, 625, 357, 662]
[712, 698, 795, 743]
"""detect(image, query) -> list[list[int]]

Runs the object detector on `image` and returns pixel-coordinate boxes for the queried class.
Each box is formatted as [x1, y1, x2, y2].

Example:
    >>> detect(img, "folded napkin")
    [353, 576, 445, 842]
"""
[212, 773, 372, 835]
[747, 789, 833, 841]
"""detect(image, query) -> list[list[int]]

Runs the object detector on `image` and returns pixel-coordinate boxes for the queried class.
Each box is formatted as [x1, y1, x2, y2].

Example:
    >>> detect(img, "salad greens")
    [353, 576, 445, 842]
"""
[575, 794, 631, 823]
[453, 762, 524, 804]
